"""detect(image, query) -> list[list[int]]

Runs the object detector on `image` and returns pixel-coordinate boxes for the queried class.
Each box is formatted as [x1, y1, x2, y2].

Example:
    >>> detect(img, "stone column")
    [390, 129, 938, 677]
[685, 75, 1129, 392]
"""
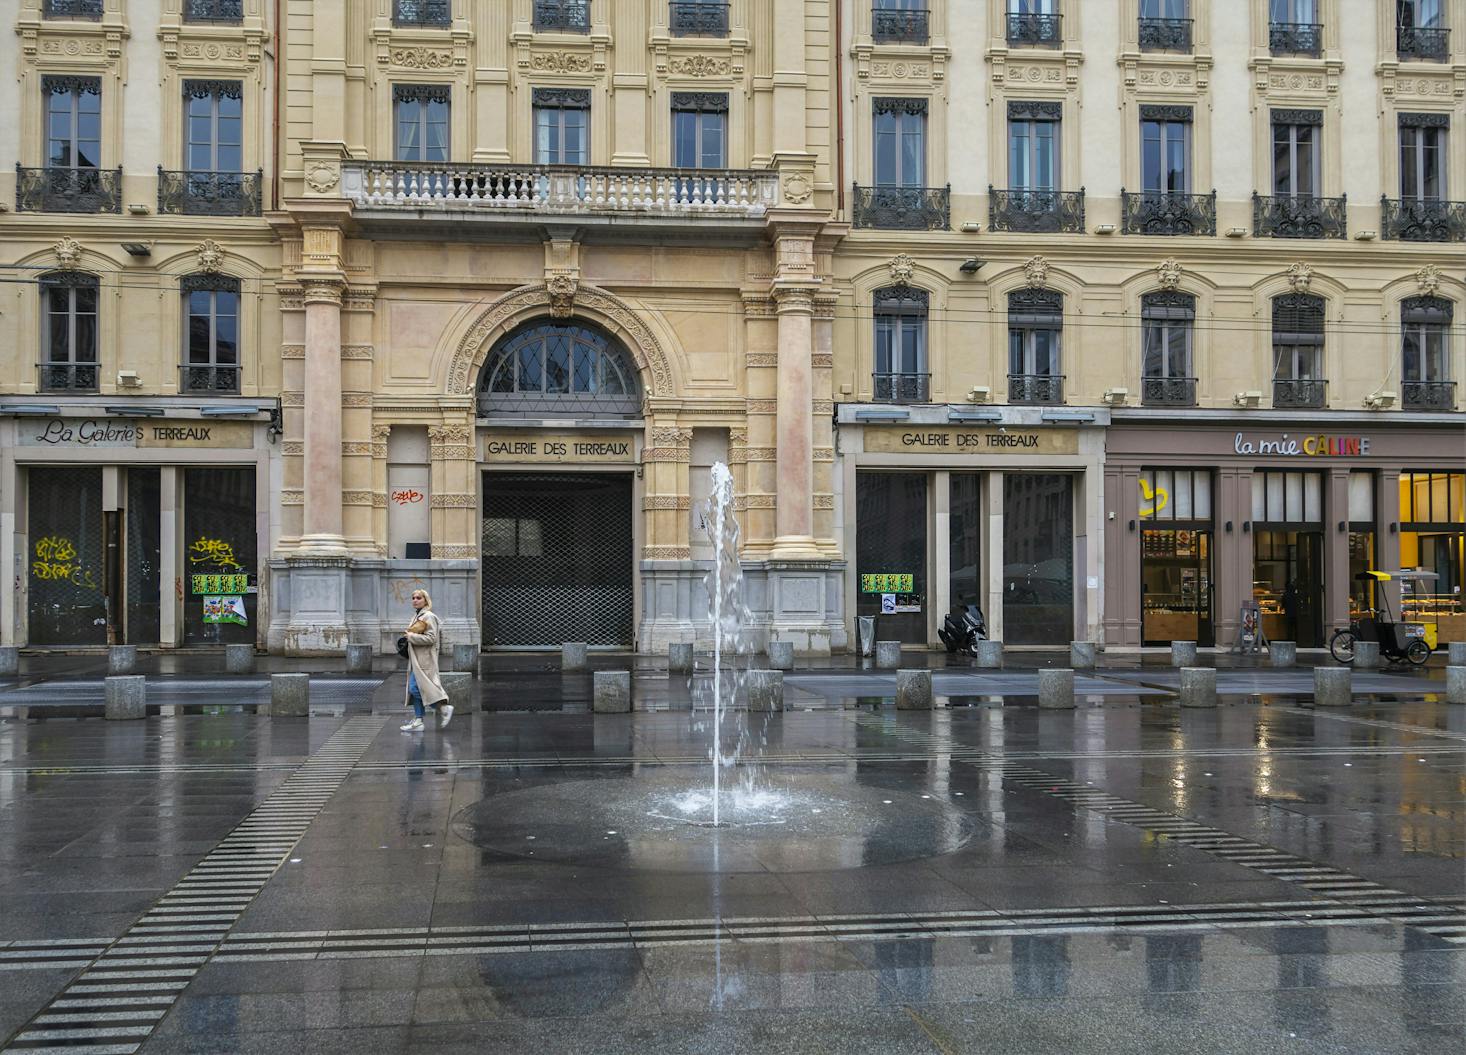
[300, 278, 346, 554]
[771, 285, 817, 557]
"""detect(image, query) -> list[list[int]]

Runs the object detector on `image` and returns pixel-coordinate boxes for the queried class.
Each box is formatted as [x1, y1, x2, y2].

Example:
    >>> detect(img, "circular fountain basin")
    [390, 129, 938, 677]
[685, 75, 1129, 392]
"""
[450, 768, 975, 874]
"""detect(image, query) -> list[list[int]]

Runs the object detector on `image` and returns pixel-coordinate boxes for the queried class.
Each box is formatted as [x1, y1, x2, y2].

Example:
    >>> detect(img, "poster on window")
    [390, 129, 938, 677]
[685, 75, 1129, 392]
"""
[202, 595, 248, 626]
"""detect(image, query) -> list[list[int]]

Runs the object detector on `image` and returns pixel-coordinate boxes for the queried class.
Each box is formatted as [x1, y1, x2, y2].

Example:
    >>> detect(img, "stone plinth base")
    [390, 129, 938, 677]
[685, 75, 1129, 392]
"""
[1313, 667, 1351, 707]
[224, 644, 255, 675]
[1449, 642, 1466, 666]
[1269, 641, 1296, 667]
[1446, 666, 1465, 704]
[974, 639, 1003, 668]
[593, 671, 630, 713]
[270, 673, 310, 717]
[668, 642, 694, 674]
[1069, 641, 1096, 669]
[767, 641, 794, 671]
[1179, 667, 1217, 708]
[440, 672, 472, 708]
[449, 643, 478, 675]
[896, 669, 933, 710]
[875, 641, 901, 669]
[563, 642, 589, 672]
[747, 670, 784, 711]
[0, 646, 17, 677]
[1352, 641, 1380, 670]
[1171, 641, 1198, 667]
[1038, 668, 1075, 709]
[345, 644, 373, 674]
[105, 676, 146, 720]
[108, 645, 137, 675]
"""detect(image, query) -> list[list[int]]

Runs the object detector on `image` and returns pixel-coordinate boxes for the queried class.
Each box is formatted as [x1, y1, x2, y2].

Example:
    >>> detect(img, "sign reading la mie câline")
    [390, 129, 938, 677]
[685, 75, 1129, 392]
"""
[1234, 433, 1371, 457]
[481, 430, 637, 464]
[863, 426, 1078, 455]
[19, 418, 255, 449]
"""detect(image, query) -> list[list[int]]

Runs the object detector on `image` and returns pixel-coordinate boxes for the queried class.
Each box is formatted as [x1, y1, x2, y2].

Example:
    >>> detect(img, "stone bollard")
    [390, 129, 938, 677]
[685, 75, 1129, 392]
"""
[1179, 667, 1217, 708]
[440, 672, 472, 709]
[269, 673, 310, 717]
[875, 641, 902, 670]
[1449, 642, 1466, 666]
[1446, 666, 1466, 704]
[592, 670, 631, 713]
[345, 644, 373, 675]
[896, 669, 934, 710]
[450, 643, 478, 676]
[563, 642, 589, 672]
[0, 646, 17, 678]
[1171, 640, 1198, 668]
[1069, 641, 1097, 670]
[104, 675, 146, 720]
[223, 643, 255, 675]
[767, 640, 794, 672]
[747, 670, 784, 712]
[1313, 666, 1352, 708]
[1038, 668, 1075, 709]
[1352, 640, 1381, 670]
[1269, 641, 1297, 668]
[974, 639, 1003, 669]
[668, 642, 694, 674]
[108, 645, 137, 675]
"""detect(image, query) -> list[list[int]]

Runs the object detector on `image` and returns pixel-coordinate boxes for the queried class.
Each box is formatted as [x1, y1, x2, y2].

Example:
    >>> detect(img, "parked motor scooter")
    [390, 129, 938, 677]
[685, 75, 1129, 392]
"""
[938, 604, 988, 656]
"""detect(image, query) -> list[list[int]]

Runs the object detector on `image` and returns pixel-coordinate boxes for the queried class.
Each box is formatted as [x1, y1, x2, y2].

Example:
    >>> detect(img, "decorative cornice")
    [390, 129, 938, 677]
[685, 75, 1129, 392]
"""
[745, 352, 778, 368]
[745, 399, 777, 414]
[643, 545, 693, 561]
[429, 493, 477, 508]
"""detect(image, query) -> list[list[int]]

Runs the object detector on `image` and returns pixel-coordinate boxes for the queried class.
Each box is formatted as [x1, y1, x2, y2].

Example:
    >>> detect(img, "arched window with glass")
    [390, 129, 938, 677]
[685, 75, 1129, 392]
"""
[182, 274, 241, 393]
[478, 320, 641, 418]
[873, 286, 929, 402]
[40, 271, 100, 392]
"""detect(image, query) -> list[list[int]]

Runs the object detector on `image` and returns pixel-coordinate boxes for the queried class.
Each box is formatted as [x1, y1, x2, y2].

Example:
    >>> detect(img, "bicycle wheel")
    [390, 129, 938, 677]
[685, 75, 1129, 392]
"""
[1405, 640, 1431, 667]
[1329, 629, 1357, 664]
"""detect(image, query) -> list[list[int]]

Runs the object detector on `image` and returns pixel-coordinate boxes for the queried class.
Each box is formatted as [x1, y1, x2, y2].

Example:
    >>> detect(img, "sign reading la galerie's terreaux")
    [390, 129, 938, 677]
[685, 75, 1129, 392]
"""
[863, 426, 1078, 456]
[19, 418, 255, 449]
[481, 430, 637, 464]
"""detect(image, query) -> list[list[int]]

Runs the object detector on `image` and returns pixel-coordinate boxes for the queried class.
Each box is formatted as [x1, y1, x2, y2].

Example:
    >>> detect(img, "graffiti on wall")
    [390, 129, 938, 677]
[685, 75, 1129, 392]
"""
[189, 537, 244, 570]
[31, 536, 98, 589]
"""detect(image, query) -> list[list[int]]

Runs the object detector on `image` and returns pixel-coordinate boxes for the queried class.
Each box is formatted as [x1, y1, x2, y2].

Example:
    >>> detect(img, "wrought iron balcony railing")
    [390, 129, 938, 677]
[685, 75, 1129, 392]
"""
[183, 0, 243, 23]
[1269, 21, 1323, 56]
[39, 362, 99, 393]
[16, 166, 122, 214]
[43, 0, 102, 19]
[344, 161, 779, 219]
[1121, 189, 1217, 236]
[534, 0, 590, 32]
[393, 0, 450, 27]
[1008, 374, 1065, 405]
[181, 364, 242, 394]
[158, 169, 263, 217]
[1252, 193, 1347, 239]
[852, 184, 950, 230]
[669, 2, 730, 37]
[1397, 24, 1449, 61]
[1273, 378, 1328, 409]
[1138, 17, 1192, 52]
[872, 7, 929, 44]
[1141, 376, 1198, 406]
[988, 186, 1085, 233]
[1381, 197, 1466, 242]
[1402, 380, 1457, 410]
[873, 372, 931, 403]
[1007, 12, 1061, 47]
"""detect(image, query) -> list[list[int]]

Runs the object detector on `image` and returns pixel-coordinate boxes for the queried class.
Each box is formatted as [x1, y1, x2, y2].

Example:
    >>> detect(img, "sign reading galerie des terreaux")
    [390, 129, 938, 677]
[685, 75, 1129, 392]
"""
[863, 426, 1079, 456]
[480, 430, 637, 464]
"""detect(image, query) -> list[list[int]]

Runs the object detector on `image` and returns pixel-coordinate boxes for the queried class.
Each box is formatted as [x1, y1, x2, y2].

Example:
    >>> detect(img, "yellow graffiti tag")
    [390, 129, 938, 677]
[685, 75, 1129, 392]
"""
[189, 537, 243, 570]
[34, 535, 77, 563]
[1138, 478, 1169, 519]
[31, 535, 98, 590]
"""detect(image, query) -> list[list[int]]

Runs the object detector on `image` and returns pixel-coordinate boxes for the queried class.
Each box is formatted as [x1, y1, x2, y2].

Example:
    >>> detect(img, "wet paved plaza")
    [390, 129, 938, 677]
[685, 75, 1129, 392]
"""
[1, 655, 1463, 1053]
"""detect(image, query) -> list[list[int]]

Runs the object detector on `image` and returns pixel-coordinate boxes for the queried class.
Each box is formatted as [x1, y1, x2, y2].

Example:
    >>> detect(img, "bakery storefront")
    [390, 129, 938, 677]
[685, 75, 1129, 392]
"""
[1, 411, 271, 649]
[1105, 419, 1466, 649]
[836, 408, 1108, 648]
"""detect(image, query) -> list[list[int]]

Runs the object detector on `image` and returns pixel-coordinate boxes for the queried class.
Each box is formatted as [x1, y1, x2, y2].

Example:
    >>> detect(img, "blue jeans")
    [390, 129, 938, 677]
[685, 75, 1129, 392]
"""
[408, 671, 431, 719]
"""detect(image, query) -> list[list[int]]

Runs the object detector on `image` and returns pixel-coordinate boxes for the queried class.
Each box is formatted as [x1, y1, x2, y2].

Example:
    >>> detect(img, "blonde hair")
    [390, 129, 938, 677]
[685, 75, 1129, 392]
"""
[411, 588, 433, 610]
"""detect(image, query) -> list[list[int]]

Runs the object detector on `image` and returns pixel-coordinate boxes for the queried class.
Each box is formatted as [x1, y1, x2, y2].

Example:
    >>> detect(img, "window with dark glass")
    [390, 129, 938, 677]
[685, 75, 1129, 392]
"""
[1142, 108, 1191, 193]
[27, 468, 106, 646]
[1003, 473, 1074, 645]
[533, 88, 589, 165]
[669, 0, 730, 38]
[1272, 293, 1326, 406]
[40, 271, 99, 391]
[183, 467, 257, 646]
[856, 472, 928, 645]
[873, 286, 929, 402]
[1401, 296, 1454, 408]
[479, 320, 640, 417]
[1139, 0, 1191, 52]
[873, 0, 929, 44]
[672, 93, 727, 169]
[1141, 291, 1195, 404]
[874, 98, 926, 187]
[394, 0, 450, 28]
[184, 0, 244, 23]
[182, 275, 241, 393]
[1397, 0, 1448, 60]
[394, 85, 450, 163]
[1138, 469, 1214, 647]
[1009, 104, 1058, 191]
[1008, 289, 1063, 403]
[43, 0, 103, 19]
[1272, 111, 1320, 197]
[1400, 114, 1448, 199]
[1007, 0, 1060, 46]
[1269, 0, 1321, 54]
[533, 0, 590, 32]
[46, 75, 101, 169]
[185, 81, 243, 173]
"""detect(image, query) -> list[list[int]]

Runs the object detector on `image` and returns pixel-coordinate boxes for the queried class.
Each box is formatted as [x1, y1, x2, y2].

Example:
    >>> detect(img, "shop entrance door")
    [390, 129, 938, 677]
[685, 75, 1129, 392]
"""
[1254, 530, 1323, 647]
[481, 472, 634, 648]
[27, 467, 107, 646]
[855, 472, 928, 646]
[1003, 473, 1075, 645]
[1142, 528, 1214, 646]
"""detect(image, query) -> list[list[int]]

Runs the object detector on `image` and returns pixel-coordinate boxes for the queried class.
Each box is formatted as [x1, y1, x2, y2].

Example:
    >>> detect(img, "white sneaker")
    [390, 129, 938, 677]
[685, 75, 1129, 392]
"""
[438, 704, 454, 728]
[400, 718, 424, 732]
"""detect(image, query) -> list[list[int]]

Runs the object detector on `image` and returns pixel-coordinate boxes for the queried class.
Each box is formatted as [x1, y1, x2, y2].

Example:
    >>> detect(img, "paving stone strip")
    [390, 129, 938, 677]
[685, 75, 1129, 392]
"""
[0, 716, 385, 1055]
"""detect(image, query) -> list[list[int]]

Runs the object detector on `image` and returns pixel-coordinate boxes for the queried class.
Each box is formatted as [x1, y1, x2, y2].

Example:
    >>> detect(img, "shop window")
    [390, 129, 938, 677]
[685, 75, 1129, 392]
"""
[183, 467, 256, 645]
[40, 271, 100, 392]
[1004, 473, 1074, 645]
[1348, 471, 1376, 618]
[950, 473, 982, 611]
[1398, 472, 1465, 641]
[873, 286, 929, 402]
[1139, 469, 1213, 646]
[534, 88, 589, 165]
[1252, 470, 1326, 647]
[27, 467, 106, 646]
[671, 93, 727, 169]
[1008, 289, 1064, 404]
[856, 472, 928, 645]
[478, 319, 640, 418]
[182, 274, 241, 393]
[1140, 291, 1196, 406]
[126, 468, 162, 646]
[394, 85, 450, 163]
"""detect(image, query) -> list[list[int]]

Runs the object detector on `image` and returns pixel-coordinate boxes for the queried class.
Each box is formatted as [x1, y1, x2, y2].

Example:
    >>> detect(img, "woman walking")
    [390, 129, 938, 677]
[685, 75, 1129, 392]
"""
[400, 588, 452, 732]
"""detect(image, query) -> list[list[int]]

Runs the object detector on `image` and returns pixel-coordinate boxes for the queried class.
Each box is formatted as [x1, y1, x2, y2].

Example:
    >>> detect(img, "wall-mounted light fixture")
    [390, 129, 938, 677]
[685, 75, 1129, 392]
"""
[1225, 521, 1233, 533]
[959, 257, 985, 274]
[1389, 522, 1398, 534]
[1243, 521, 1252, 533]
[1338, 520, 1346, 533]
[1128, 519, 1136, 532]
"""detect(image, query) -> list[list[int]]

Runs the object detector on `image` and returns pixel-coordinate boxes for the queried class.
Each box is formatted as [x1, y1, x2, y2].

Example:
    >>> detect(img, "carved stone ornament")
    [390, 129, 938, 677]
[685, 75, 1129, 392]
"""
[668, 55, 731, 77]
[888, 253, 916, 287]
[1416, 263, 1442, 296]
[195, 239, 226, 274]
[305, 162, 340, 194]
[546, 273, 579, 319]
[782, 171, 813, 205]
[54, 236, 84, 270]
[1023, 255, 1050, 289]
[1156, 258, 1184, 291]
[1286, 262, 1313, 295]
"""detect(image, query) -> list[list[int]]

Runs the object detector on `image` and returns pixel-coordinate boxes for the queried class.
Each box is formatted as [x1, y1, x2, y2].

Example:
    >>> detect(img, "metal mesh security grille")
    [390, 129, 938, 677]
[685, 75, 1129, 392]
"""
[27, 467, 106, 646]
[126, 468, 162, 645]
[482, 473, 634, 648]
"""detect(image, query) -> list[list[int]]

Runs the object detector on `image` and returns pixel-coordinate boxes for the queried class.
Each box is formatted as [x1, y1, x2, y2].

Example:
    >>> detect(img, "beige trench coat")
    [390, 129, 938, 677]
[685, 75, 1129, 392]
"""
[404, 610, 449, 708]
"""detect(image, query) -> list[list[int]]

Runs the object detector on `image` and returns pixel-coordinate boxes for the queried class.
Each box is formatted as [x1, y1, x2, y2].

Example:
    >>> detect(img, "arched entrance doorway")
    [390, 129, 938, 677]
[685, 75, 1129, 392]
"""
[477, 320, 642, 648]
